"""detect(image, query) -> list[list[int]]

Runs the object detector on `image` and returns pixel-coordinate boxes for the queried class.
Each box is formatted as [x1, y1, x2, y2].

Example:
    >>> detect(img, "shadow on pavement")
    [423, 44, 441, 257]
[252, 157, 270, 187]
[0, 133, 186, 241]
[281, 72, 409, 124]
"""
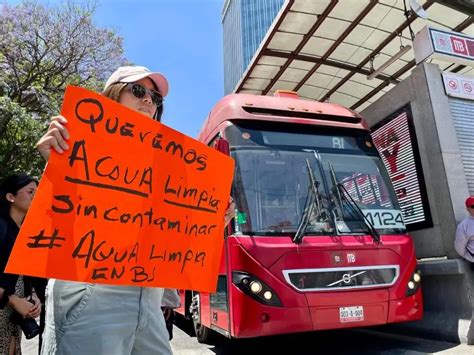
[174, 318, 467, 355]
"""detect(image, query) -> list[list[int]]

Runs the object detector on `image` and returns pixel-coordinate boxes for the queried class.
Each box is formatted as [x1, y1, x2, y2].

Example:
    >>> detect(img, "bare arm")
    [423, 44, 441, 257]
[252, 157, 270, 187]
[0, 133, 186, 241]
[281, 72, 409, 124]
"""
[8, 294, 35, 318]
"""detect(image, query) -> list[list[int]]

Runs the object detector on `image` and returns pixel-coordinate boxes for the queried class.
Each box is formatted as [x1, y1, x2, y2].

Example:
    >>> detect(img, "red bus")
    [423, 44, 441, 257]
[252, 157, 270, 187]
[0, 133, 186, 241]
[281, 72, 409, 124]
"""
[175, 91, 423, 342]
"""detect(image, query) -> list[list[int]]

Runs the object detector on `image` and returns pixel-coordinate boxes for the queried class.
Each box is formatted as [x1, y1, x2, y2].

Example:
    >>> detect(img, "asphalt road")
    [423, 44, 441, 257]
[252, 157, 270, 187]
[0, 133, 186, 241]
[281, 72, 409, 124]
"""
[169, 315, 473, 355]
[21, 315, 472, 354]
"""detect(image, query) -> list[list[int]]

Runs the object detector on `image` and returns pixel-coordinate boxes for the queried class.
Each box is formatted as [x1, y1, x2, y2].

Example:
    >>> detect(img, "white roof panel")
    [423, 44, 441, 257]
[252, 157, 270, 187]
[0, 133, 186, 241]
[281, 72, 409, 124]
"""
[329, 43, 372, 64]
[318, 64, 350, 77]
[298, 84, 327, 100]
[279, 11, 318, 34]
[338, 80, 377, 99]
[258, 55, 288, 66]
[251, 64, 281, 79]
[306, 72, 336, 88]
[243, 78, 272, 91]
[378, 0, 404, 10]
[329, 92, 359, 107]
[380, 37, 412, 56]
[268, 32, 304, 51]
[269, 80, 297, 92]
[351, 73, 376, 87]
[360, 3, 401, 29]
[317, 17, 351, 40]
[344, 26, 388, 48]
[331, 0, 372, 22]
[378, 58, 411, 76]
[235, 0, 473, 110]
[427, 3, 469, 28]
[280, 67, 309, 82]
[290, 0, 331, 15]
[300, 36, 335, 56]
[290, 60, 317, 70]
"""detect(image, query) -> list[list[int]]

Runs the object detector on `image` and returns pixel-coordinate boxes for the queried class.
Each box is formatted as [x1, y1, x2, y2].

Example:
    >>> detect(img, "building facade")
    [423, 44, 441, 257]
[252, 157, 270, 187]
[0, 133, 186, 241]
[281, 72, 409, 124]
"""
[222, 0, 284, 94]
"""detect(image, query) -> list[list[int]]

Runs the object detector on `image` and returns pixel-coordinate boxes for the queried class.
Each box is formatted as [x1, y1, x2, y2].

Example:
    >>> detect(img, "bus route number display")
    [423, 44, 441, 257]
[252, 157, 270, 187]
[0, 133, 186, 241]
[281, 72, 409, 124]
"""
[362, 209, 405, 229]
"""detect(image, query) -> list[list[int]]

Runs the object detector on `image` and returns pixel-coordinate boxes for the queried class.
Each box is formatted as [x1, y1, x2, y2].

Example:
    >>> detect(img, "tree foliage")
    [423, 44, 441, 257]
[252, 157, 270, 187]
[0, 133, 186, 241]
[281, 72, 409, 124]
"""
[0, 0, 126, 177]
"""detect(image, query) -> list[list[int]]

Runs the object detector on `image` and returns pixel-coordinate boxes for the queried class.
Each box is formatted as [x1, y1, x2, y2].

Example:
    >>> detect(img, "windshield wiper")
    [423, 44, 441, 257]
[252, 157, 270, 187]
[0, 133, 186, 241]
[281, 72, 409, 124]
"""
[328, 163, 380, 243]
[293, 159, 322, 244]
[337, 184, 380, 243]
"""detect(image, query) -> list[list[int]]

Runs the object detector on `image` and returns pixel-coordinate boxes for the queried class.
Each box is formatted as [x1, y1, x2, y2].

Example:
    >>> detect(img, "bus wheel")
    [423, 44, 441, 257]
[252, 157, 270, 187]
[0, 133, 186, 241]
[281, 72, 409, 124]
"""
[190, 292, 212, 343]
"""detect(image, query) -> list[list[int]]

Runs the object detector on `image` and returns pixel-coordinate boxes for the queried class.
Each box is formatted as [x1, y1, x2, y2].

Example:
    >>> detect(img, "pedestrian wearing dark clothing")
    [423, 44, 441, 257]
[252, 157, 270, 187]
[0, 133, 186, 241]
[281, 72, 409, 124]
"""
[0, 174, 42, 354]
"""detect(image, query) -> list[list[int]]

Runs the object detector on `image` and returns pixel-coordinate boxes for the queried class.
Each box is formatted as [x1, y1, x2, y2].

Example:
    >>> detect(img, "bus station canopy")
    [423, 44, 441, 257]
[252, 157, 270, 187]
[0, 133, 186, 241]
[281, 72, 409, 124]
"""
[234, 0, 473, 112]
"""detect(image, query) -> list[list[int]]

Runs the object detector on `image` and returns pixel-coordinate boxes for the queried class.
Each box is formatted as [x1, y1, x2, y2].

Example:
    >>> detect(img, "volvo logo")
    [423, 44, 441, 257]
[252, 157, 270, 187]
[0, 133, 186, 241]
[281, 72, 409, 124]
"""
[342, 273, 352, 284]
[326, 270, 368, 287]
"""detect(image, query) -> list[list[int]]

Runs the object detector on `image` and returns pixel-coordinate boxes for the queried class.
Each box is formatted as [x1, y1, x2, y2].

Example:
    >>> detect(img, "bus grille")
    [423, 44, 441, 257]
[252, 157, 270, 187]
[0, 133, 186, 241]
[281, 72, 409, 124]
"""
[282, 265, 399, 292]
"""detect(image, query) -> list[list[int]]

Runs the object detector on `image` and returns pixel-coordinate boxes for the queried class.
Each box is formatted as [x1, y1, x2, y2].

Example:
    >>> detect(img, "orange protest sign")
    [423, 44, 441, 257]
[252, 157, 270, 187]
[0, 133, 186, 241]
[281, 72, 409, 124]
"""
[6, 86, 234, 292]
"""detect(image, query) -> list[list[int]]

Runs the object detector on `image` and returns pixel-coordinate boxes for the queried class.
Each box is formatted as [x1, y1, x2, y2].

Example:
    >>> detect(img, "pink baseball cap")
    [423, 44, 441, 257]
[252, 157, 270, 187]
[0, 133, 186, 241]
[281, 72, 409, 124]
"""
[104, 65, 169, 97]
[465, 196, 474, 208]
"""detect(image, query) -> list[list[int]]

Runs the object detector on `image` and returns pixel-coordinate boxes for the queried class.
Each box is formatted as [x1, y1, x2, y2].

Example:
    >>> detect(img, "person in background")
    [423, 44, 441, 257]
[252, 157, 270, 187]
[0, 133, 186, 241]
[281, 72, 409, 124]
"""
[36, 65, 173, 355]
[454, 196, 474, 269]
[0, 174, 42, 355]
[161, 289, 180, 340]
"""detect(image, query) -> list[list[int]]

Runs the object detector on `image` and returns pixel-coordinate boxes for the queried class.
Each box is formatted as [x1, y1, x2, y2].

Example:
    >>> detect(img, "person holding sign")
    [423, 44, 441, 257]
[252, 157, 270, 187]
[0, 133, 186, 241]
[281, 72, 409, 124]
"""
[0, 174, 42, 355]
[36, 66, 174, 355]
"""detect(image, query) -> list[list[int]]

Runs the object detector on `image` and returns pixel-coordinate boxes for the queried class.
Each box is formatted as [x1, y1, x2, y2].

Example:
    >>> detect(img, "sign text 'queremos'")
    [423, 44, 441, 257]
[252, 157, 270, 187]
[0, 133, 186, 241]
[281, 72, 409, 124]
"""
[6, 86, 234, 292]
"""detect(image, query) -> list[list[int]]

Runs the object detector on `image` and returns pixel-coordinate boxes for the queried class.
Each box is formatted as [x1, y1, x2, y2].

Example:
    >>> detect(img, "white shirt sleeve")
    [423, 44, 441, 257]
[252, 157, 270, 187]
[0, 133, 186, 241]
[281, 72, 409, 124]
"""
[454, 221, 469, 258]
[161, 288, 180, 308]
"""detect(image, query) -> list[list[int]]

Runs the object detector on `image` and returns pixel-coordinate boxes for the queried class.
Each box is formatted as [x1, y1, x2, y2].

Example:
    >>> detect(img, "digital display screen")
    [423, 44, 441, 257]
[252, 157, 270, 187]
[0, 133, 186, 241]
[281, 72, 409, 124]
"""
[226, 122, 377, 155]
[261, 132, 357, 150]
[371, 106, 432, 230]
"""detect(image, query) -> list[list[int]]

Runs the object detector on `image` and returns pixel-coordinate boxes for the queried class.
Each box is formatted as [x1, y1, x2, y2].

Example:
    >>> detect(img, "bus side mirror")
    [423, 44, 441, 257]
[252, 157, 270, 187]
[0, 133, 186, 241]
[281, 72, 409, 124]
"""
[214, 138, 230, 155]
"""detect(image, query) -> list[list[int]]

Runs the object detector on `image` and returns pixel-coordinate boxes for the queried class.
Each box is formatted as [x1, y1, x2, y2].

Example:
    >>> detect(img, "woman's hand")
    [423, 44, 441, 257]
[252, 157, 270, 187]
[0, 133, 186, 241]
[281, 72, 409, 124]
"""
[36, 115, 70, 161]
[28, 293, 41, 319]
[8, 295, 35, 318]
[224, 197, 236, 226]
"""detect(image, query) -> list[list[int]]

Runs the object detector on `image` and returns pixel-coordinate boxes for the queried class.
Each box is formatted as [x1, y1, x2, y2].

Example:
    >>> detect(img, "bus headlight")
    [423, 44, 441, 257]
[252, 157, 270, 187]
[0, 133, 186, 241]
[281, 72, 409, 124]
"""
[405, 269, 421, 296]
[413, 273, 421, 283]
[250, 281, 262, 293]
[232, 271, 282, 307]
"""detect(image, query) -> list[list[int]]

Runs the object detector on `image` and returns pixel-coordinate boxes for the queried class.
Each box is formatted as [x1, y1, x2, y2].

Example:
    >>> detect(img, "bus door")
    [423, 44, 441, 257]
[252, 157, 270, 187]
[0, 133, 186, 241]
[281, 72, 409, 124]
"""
[208, 137, 232, 336]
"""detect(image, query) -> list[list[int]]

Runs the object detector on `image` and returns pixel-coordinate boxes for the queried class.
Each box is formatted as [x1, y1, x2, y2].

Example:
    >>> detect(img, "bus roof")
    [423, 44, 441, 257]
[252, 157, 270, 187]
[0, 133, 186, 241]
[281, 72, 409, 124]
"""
[198, 93, 369, 143]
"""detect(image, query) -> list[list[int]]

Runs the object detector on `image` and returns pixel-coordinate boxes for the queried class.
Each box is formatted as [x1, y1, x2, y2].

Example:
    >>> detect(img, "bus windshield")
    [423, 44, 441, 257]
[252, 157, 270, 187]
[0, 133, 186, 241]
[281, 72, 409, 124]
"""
[227, 122, 405, 236]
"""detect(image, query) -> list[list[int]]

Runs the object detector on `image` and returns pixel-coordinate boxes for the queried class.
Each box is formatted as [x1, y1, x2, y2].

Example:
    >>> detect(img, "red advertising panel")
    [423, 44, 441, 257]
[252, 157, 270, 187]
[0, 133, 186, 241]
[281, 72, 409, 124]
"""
[371, 106, 432, 230]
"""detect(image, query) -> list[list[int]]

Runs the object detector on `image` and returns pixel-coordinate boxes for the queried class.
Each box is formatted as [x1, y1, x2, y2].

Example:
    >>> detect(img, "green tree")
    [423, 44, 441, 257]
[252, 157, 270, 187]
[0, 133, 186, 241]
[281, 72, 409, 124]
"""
[0, 0, 126, 177]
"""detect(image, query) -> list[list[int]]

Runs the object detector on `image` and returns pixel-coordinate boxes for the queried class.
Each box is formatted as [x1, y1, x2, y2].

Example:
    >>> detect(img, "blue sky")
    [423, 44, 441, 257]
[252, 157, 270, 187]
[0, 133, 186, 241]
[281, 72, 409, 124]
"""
[94, 0, 224, 137]
[8, 0, 225, 137]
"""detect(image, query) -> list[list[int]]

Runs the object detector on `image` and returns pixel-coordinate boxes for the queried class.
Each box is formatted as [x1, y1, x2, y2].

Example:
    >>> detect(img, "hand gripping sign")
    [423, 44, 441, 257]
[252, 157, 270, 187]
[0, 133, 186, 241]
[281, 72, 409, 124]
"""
[6, 86, 234, 292]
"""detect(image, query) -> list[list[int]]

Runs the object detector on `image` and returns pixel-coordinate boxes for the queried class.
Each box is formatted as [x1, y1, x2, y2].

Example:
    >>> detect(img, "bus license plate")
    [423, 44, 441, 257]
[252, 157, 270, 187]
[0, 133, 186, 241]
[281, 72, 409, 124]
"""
[339, 306, 364, 323]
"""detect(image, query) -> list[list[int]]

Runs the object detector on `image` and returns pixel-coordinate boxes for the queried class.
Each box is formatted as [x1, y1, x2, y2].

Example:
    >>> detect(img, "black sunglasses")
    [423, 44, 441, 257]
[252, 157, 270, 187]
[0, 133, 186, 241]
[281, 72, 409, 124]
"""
[469, 205, 474, 209]
[126, 83, 163, 107]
